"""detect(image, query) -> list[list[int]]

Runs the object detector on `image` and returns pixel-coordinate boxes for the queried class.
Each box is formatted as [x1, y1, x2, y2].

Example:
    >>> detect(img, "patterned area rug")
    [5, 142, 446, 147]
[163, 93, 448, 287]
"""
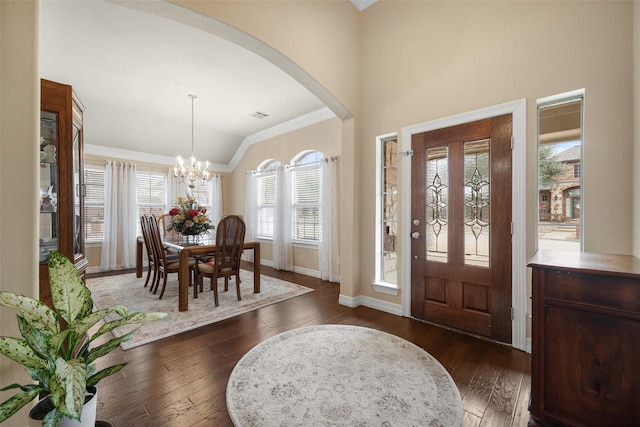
[87, 271, 313, 350]
[227, 325, 463, 426]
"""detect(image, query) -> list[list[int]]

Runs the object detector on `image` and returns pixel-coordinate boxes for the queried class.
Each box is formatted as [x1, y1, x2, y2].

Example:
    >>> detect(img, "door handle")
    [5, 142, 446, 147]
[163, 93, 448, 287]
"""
[411, 231, 421, 239]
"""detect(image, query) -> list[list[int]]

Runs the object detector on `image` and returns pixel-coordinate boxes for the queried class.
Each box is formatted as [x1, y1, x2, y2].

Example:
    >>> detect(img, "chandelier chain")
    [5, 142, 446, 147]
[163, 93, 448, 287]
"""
[174, 93, 211, 188]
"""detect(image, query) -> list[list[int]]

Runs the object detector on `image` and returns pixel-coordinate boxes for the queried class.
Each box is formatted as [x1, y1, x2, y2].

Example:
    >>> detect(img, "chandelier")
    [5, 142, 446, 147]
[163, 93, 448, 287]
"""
[174, 94, 211, 188]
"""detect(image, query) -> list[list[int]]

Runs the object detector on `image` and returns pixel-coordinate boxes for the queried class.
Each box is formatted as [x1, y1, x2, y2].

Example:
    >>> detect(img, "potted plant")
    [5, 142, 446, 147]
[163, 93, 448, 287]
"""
[0, 251, 167, 426]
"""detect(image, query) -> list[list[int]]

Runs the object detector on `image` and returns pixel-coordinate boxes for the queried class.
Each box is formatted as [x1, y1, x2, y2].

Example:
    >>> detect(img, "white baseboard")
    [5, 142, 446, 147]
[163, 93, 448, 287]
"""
[259, 259, 324, 280]
[86, 266, 101, 274]
[338, 294, 403, 316]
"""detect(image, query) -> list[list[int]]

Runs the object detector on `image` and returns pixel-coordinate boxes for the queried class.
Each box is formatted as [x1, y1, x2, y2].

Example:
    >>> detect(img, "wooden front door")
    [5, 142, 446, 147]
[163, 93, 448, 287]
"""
[410, 115, 513, 343]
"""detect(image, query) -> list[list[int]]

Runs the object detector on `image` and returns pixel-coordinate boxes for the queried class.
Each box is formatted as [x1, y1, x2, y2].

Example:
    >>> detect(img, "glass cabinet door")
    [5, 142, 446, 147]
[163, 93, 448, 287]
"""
[39, 111, 59, 262]
[72, 111, 84, 259]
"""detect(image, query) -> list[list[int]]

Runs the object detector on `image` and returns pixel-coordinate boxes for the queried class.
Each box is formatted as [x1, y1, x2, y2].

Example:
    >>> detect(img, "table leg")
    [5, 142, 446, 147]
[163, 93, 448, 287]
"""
[253, 243, 260, 293]
[178, 249, 190, 311]
[136, 238, 143, 278]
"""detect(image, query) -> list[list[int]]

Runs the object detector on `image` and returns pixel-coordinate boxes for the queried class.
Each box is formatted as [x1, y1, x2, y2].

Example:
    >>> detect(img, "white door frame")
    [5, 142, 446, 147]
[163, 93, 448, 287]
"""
[400, 99, 528, 351]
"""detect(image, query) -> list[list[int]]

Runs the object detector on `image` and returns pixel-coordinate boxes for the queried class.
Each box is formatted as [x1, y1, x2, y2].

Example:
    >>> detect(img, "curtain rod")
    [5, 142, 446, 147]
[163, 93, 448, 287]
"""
[246, 155, 340, 175]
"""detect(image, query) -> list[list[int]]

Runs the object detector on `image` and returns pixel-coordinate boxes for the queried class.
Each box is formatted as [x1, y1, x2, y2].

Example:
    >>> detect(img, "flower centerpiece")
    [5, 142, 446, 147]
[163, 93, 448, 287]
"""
[166, 195, 214, 237]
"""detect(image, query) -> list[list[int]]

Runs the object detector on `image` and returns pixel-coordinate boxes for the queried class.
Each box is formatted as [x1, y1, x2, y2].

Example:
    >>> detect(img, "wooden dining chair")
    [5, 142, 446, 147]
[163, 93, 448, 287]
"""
[195, 215, 246, 305]
[148, 214, 195, 299]
[157, 213, 176, 238]
[139, 215, 157, 288]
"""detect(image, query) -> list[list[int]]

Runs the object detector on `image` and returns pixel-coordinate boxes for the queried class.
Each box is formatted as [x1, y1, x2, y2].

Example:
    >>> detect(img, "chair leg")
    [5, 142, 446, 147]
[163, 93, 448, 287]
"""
[194, 270, 203, 299]
[211, 277, 219, 307]
[194, 271, 198, 298]
[224, 277, 229, 292]
[143, 263, 152, 287]
[150, 268, 160, 293]
[158, 272, 168, 299]
[152, 264, 160, 290]
[235, 273, 242, 301]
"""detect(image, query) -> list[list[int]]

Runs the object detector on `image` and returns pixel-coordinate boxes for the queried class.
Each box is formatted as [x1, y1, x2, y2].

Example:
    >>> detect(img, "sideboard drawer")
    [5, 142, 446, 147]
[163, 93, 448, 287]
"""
[544, 269, 640, 314]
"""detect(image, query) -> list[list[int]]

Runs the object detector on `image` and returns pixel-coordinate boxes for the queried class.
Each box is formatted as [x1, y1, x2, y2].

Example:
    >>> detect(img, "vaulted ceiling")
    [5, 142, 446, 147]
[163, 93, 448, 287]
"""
[40, 1, 347, 170]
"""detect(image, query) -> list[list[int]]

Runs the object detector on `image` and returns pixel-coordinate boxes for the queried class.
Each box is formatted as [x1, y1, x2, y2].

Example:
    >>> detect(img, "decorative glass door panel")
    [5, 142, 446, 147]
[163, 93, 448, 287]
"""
[425, 146, 448, 263]
[464, 139, 490, 268]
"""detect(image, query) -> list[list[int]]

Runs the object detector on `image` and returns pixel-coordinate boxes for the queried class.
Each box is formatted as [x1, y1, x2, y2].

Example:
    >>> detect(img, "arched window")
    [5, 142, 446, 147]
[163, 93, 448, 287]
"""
[290, 151, 323, 242]
[256, 160, 279, 238]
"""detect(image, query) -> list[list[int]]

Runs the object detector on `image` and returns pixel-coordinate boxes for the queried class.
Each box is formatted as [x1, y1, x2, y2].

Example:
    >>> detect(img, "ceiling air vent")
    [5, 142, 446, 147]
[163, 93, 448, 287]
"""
[250, 111, 269, 119]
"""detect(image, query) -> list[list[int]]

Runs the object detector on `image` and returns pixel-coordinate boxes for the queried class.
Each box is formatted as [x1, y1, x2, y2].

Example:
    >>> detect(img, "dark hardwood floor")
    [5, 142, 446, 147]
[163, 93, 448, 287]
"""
[93, 264, 531, 426]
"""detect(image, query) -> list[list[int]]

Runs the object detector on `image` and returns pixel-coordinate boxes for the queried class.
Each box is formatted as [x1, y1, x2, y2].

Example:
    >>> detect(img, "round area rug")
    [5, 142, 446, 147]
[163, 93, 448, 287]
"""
[226, 325, 462, 426]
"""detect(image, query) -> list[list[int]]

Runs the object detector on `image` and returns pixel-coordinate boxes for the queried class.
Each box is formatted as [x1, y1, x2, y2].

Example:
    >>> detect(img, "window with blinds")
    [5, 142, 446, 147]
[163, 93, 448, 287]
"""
[82, 168, 169, 241]
[256, 160, 278, 239]
[190, 181, 212, 210]
[136, 172, 167, 234]
[84, 168, 105, 241]
[291, 151, 322, 242]
[137, 172, 166, 215]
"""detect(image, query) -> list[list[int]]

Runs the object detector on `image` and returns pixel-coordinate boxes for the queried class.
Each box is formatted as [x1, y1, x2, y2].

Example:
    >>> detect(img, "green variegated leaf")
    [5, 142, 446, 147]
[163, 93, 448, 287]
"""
[95, 311, 166, 338]
[49, 358, 86, 419]
[0, 292, 59, 335]
[0, 337, 48, 370]
[43, 407, 63, 427]
[85, 364, 96, 379]
[87, 363, 126, 387]
[17, 315, 55, 361]
[85, 330, 137, 364]
[47, 329, 71, 357]
[69, 308, 113, 342]
[112, 305, 128, 318]
[0, 386, 45, 423]
[48, 252, 93, 324]
[27, 366, 53, 386]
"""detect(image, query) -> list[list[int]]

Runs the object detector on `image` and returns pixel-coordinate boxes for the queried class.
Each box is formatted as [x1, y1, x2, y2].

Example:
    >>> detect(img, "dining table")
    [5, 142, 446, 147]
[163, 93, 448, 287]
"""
[135, 234, 261, 312]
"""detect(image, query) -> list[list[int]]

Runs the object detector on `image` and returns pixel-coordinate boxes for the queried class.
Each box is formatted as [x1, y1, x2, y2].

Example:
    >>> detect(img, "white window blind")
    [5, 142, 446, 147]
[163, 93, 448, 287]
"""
[136, 172, 167, 234]
[291, 151, 322, 242]
[84, 168, 104, 241]
[190, 181, 212, 209]
[257, 171, 276, 238]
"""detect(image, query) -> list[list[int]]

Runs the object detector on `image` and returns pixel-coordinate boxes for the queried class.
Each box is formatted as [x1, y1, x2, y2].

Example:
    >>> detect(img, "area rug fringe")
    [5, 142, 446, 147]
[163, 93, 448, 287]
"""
[87, 270, 313, 349]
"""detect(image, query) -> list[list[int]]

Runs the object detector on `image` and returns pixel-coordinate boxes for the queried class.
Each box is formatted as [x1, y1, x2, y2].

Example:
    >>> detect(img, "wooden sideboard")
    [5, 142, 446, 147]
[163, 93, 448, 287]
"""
[527, 250, 640, 427]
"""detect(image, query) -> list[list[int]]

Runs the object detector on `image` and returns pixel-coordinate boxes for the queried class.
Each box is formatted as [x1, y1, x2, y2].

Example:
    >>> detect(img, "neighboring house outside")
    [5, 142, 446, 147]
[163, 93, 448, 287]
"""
[539, 145, 581, 228]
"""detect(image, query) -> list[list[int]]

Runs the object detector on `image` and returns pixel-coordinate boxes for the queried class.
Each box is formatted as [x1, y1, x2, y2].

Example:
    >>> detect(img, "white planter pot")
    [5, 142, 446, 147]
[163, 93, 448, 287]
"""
[59, 387, 97, 427]
[30, 387, 97, 427]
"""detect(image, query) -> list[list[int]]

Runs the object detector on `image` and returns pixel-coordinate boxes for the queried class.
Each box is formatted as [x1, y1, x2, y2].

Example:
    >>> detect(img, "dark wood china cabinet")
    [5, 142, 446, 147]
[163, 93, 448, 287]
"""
[39, 79, 87, 307]
[528, 250, 640, 427]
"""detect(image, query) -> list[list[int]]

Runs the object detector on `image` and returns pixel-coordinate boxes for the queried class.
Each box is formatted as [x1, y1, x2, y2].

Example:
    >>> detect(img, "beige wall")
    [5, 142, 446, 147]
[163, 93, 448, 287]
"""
[358, 1, 635, 304]
[634, 1, 640, 258]
[228, 117, 342, 272]
[175, 0, 361, 117]
[0, 2, 40, 425]
[174, 0, 362, 296]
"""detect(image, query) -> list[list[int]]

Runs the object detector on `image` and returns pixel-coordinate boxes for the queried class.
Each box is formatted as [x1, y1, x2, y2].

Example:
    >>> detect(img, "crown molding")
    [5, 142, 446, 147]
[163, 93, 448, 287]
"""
[227, 107, 336, 171]
[85, 107, 336, 173]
